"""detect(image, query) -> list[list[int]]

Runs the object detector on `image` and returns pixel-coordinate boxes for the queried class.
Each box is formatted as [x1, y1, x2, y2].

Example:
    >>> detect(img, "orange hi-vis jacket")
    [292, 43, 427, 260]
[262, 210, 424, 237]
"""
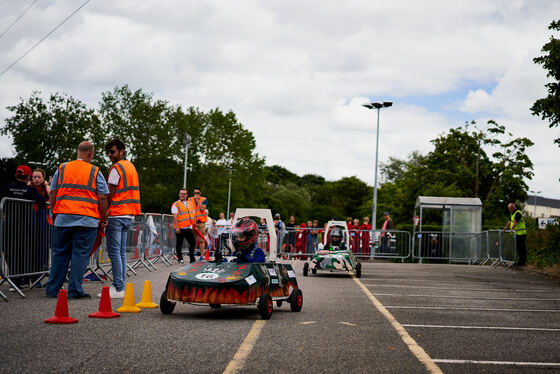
[53, 160, 100, 219]
[190, 196, 207, 223]
[173, 199, 196, 229]
[108, 159, 141, 216]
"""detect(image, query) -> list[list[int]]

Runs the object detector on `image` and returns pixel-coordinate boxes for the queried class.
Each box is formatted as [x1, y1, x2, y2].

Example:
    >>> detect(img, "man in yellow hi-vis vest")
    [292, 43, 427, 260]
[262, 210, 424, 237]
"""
[503, 203, 526, 266]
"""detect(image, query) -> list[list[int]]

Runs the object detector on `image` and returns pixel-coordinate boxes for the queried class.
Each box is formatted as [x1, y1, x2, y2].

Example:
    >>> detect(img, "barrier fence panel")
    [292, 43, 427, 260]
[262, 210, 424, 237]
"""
[370, 230, 411, 261]
[144, 213, 165, 268]
[485, 230, 501, 266]
[498, 230, 516, 267]
[475, 231, 489, 265]
[0, 197, 51, 298]
[160, 214, 175, 265]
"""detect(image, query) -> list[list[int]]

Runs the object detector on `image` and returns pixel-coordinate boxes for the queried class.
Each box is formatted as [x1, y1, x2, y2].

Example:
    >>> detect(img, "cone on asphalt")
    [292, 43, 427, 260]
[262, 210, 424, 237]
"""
[136, 280, 158, 309]
[89, 286, 120, 318]
[117, 283, 141, 313]
[203, 248, 211, 261]
[44, 289, 78, 324]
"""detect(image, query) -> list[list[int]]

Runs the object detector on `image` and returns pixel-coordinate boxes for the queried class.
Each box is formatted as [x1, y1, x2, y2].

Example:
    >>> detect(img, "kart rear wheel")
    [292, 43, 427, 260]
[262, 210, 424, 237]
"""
[303, 262, 309, 276]
[210, 304, 221, 309]
[258, 293, 273, 319]
[355, 262, 362, 278]
[311, 267, 317, 275]
[160, 291, 176, 315]
[290, 289, 303, 312]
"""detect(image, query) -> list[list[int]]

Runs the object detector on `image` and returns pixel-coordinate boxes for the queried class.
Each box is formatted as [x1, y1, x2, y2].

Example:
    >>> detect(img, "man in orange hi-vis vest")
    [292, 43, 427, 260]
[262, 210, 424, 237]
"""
[98, 139, 141, 299]
[45, 141, 109, 299]
[172, 188, 197, 264]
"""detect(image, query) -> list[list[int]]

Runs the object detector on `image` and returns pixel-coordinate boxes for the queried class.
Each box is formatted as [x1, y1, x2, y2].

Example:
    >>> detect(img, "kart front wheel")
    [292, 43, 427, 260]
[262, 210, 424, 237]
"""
[355, 262, 362, 278]
[303, 262, 309, 276]
[311, 267, 317, 275]
[258, 293, 273, 320]
[290, 289, 303, 312]
[160, 290, 176, 315]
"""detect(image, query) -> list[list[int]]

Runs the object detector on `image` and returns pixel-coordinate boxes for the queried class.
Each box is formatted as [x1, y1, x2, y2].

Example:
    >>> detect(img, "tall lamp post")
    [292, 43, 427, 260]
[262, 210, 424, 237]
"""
[362, 101, 392, 231]
[183, 134, 191, 188]
[226, 166, 236, 218]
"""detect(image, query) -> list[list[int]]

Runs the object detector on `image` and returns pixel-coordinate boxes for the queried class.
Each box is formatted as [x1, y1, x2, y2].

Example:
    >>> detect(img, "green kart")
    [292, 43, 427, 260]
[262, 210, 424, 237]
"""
[303, 220, 361, 278]
[160, 209, 303, 319]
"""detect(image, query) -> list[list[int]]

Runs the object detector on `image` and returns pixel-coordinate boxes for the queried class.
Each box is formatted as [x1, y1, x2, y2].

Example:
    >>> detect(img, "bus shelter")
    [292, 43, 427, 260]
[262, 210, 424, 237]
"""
[413, 196, 482, 262]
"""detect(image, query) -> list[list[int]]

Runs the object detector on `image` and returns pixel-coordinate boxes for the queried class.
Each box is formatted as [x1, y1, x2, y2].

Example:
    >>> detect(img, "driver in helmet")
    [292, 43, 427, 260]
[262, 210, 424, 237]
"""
[231, 218, 266, 262]
[325, 227, 346, 251]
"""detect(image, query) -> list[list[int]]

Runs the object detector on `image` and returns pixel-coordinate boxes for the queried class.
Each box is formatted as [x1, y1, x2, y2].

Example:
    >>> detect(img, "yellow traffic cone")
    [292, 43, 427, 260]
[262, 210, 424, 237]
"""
[136, 280, 158, 309]
[117, 283, 141, 313]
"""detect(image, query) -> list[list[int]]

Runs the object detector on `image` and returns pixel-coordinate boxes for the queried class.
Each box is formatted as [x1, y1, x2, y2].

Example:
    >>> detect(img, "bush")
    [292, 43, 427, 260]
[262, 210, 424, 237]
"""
[527, 225, 560, 268]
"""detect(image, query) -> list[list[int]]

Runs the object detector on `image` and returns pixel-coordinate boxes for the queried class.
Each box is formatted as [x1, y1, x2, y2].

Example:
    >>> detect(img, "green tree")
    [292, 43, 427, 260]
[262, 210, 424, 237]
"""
[1, 91, 103, 174]
[531, 20, 560, 147]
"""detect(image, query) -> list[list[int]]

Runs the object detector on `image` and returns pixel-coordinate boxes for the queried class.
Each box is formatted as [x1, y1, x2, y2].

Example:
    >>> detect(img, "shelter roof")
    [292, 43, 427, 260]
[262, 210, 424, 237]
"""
[415, 196, 482, 209]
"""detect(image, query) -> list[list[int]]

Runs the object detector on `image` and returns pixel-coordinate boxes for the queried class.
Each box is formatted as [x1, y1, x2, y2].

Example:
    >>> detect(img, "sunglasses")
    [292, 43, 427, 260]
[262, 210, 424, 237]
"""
[194, 191, 201, 195]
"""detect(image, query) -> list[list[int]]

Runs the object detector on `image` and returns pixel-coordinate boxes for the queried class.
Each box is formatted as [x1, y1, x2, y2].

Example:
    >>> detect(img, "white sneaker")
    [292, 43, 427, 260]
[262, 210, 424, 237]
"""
[97, 286, 125, 299]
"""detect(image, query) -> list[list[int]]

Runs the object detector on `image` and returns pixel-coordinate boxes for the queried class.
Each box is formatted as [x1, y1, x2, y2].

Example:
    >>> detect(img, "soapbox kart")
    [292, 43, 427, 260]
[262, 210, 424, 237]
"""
[303, 220, 361, 278]
[160, 209, 303, 319]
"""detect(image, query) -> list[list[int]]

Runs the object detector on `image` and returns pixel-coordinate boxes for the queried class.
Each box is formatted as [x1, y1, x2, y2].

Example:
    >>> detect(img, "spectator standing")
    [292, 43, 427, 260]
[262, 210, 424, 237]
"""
[286, 215, 297, 253]
[171, 188, 197, 263]
[347, 217, 355, 252]
[0, 165, 46, 291]
[361, 217, 372, 257]
[352, 218, 361, 253]
[99, 139, 141, 299]
[306, 220, 317, 254]
[46, 141, 108, 299]
[29, 168, 51, 200]
[295, 223, 308, 259]
[215, 212, 230, 255]
[503, 203, 527, 266]
[273, 213, 285, 256]
[380, 212, 394, 253]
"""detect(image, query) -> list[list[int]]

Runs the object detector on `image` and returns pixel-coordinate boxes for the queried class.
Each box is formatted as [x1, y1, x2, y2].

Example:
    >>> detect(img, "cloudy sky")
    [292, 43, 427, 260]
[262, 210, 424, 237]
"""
[1, 0, 559, 200]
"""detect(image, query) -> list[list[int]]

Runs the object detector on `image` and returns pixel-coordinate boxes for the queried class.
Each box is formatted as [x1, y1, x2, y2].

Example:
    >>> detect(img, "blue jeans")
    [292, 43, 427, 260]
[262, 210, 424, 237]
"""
[46, 226, 97, 298]
[106, 217, 131, 292]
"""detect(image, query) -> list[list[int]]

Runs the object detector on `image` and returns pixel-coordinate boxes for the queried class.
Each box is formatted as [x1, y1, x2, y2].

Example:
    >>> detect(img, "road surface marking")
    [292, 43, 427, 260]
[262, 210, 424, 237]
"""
[300, 321, 317, 325]
[433, 359, 560, 368]
[339, 321, 356, 326]
[373, 293, 560, 301]
[353, 277, 443, 374]
[386, 306, 560, 312]
[368, 278, 551, 286]
[223, 320, 266, 374]
[363, 284, 558, 293]
[403, 324, 560, 332]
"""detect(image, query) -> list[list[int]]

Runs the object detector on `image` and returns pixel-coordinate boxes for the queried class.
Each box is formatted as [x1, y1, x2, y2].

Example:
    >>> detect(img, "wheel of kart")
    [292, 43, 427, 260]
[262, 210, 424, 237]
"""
[160, 290, 176, 315]
[311, 267, 317, 275]
[258, 293, 273, 319]
[276, 300, 283, 307]
[210, 304, 221, 309]
[303, 262, 309, 276]
[355, 262, 362, 278]
[289, 289, 303, 312]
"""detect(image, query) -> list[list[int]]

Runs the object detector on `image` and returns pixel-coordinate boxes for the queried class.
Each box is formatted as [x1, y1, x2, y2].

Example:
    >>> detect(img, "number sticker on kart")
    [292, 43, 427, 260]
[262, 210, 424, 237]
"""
[195, 273, 219, 280]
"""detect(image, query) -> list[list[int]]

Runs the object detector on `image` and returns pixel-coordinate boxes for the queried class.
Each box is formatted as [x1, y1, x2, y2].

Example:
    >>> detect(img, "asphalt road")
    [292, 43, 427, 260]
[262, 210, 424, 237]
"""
[1, 261, 559, 374]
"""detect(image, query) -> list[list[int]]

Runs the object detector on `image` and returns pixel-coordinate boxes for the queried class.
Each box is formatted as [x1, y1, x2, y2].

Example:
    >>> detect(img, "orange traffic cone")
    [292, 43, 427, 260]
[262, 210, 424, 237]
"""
[136, 280, 158, 309]
[44, 289, 78, 324]
[203, 248, 211, 261]
[89, 286, 120, 318]
[117, 283, 141, 313]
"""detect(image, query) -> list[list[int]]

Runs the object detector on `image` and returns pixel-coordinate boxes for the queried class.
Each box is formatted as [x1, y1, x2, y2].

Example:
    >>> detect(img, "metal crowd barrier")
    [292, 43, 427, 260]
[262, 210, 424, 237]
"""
[0, 197, 51, 299]
[370, 230, 411, 260]
[413, 230, 516, 265]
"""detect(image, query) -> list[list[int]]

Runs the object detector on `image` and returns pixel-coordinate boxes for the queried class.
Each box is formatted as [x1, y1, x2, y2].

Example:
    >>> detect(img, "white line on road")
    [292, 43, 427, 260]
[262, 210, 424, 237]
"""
[403, 324, 560, 332]
[363, 284, 558, 293]
[353, 277, 444, 374]
[373, 293, 560, 301]
[386, 306, 560, 312]
[432, 359, 560, 368]
[369, 278, 552, 287]
[223, 320, 266, 374]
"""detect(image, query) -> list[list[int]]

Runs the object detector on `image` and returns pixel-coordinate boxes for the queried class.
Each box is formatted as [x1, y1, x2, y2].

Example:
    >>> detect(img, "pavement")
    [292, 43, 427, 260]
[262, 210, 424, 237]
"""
[1, 260, 559, 373]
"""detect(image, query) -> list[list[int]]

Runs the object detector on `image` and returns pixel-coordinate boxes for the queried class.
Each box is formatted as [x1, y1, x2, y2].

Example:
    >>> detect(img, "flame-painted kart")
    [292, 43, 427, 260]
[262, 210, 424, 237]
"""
[303, 220, 361, 278]
[160, 209, 303, 319]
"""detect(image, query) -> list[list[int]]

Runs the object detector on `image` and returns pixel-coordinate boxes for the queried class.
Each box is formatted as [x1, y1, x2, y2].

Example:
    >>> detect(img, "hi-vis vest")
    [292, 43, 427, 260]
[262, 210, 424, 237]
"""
[510, 209, 526, 235]
[108, 160, 141, 216]
[173, 199, 195, 229]
[53, 160, 100, 219]
[190, 196, 207, 223]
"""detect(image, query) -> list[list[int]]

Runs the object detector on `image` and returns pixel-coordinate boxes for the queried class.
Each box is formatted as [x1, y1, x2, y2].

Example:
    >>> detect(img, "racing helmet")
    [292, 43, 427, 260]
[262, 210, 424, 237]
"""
[330, 227, 343, 246]
[232, 218, 258, 252]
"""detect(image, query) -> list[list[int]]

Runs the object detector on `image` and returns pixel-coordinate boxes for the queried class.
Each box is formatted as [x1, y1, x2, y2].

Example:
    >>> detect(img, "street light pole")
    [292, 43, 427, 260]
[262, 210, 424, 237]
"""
[362, 101, 393, 231]
[226, 167, 235, 218]
[183, 134, 191, 188]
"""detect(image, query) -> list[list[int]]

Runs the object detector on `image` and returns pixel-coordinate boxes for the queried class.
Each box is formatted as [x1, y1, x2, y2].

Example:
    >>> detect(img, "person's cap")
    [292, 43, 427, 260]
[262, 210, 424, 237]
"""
[301, 222, 306, 228]
[16, 165, 31, 176]
[274, 213, 281, 219]
[384, 212, 390, 216]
